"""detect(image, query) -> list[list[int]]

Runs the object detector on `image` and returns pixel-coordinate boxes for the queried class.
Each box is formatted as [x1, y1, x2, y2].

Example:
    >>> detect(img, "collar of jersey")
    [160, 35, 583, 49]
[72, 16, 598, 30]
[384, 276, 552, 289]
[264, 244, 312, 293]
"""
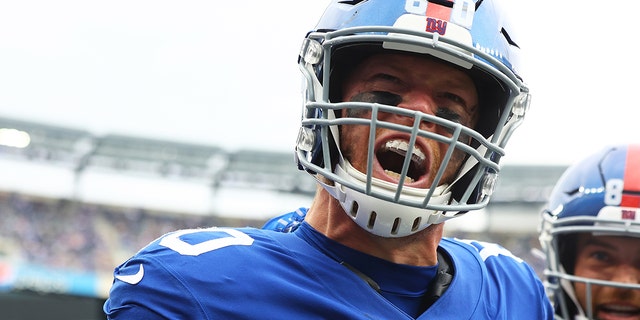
[295, 222, 437, 295]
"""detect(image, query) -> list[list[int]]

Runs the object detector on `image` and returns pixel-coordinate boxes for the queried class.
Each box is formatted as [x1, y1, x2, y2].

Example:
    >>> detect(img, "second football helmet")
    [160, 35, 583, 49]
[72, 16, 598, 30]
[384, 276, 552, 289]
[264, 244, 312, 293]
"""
[539, 144, 640, 319]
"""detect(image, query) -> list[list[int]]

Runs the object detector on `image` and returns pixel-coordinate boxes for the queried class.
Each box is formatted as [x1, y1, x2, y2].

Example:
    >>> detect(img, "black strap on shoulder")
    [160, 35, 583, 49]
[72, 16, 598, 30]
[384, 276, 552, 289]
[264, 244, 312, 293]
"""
[421, 248, 454, 310]
[340, 247, 454, 312]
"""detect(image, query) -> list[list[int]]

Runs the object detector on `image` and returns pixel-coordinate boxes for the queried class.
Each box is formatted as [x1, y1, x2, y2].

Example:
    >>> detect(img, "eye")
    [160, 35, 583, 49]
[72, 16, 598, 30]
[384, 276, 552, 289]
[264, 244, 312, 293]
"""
[435, 107, 462, 123]
[350, 91, 402, 106]
[441, 92, 467, 107]
[590, 250, 611, 262]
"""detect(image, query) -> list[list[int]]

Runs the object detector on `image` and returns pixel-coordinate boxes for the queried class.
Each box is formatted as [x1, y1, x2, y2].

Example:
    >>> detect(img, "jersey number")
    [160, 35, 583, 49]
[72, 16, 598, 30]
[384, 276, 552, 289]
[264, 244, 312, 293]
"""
[159, 227, 254, 256]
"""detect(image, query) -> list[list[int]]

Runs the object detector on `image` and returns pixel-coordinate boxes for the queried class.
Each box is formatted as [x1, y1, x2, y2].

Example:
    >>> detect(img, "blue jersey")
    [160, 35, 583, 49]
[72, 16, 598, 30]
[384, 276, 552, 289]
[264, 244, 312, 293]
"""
[104, 219, 552, 319]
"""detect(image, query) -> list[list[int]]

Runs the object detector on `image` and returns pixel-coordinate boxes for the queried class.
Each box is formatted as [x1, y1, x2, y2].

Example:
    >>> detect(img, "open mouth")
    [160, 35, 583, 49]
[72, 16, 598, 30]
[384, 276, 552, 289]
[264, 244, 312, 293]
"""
[376, 139, 427, 184]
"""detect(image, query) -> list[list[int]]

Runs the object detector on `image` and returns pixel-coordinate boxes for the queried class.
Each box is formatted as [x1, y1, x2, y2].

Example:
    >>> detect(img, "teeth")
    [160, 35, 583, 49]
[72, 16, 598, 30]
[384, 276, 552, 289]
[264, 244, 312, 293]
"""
[602, 304, 640, 313]
[384, 140, 425, 162]
[384, 169, 415, 183]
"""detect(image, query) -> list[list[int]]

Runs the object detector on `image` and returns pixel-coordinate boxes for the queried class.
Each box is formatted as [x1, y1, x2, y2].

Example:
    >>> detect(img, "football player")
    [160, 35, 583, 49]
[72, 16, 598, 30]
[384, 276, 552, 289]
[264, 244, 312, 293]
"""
[104, 0, 553, 318]
[540, 144, 640, 319]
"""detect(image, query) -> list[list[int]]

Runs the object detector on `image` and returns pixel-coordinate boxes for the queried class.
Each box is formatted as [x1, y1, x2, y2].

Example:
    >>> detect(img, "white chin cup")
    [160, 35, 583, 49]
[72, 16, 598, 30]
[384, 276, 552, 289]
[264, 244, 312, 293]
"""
[332, 161, 452, 238]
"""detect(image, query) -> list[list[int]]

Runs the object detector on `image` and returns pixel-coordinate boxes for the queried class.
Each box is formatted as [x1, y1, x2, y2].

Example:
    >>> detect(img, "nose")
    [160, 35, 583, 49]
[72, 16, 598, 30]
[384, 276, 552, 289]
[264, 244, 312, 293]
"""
[396, 91, 437, 115]
[381, 91, 438, 130]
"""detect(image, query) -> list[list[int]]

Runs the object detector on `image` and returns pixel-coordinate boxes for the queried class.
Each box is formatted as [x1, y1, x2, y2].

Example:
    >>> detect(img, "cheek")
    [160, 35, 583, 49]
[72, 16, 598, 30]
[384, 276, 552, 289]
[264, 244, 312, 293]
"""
[339, 125, 371, 167]
[574, 260, 602, 280]
[572, 282, 589, 307]
[426, 141, 466, 185]
[438, 143, 466, 170]
[572, 262, 606, 306]
[341, 80, 366, 104]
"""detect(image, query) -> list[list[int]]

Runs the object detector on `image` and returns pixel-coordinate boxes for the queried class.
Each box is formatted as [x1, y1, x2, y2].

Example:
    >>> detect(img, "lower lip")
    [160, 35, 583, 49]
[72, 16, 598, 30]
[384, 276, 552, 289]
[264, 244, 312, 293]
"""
[597, 310, 640, 320]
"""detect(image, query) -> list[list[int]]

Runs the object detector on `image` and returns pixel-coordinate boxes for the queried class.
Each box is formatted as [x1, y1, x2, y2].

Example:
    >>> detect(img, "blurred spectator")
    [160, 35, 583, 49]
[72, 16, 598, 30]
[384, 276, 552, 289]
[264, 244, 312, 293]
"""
[0, 191, 544, 278]
[0, 191, 264, 275]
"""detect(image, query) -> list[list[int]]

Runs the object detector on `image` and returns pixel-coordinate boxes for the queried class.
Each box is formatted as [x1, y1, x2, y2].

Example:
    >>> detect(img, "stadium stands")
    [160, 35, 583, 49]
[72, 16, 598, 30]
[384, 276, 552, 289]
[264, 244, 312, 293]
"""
[0, 116, 566, 319]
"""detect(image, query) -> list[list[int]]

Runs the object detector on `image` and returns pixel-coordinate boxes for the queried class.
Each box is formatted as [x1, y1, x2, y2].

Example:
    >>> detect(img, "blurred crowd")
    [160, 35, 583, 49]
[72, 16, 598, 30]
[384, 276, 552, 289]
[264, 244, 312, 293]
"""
[0, 191, 544, 278]
[0, 191, 263, 276]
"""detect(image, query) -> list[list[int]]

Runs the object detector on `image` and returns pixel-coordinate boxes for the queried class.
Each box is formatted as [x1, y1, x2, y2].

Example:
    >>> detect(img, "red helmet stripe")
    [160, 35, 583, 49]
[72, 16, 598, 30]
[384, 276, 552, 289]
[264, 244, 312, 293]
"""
[621, 144, 640, 207]
[426, 2, 453, 21]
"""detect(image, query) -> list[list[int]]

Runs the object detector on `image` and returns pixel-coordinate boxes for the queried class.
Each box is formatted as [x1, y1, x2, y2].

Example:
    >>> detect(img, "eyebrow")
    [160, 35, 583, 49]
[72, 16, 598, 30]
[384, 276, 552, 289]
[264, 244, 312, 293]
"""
[367, 73, 404, 85]
[580, 237, 617, 250]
